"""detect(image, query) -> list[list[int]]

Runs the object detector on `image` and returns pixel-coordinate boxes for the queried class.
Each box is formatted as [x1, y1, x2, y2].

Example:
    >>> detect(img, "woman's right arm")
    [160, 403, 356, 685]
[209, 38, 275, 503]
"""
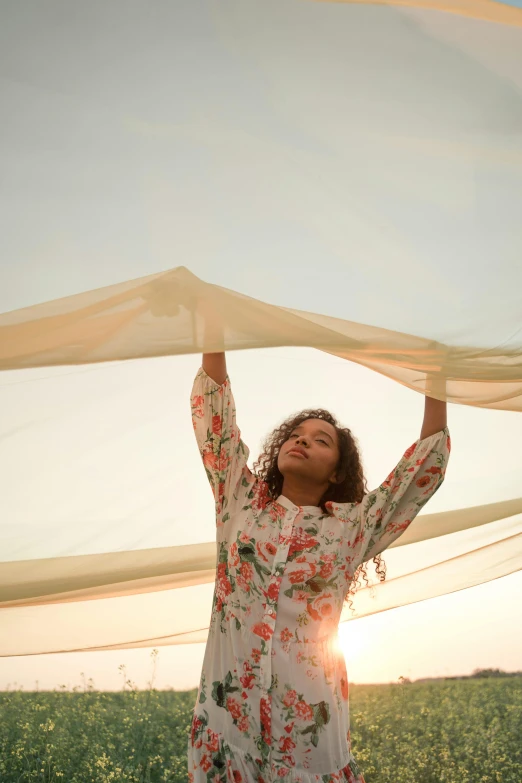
[191, 356, 252, 530]
[202, 352, 227, 386]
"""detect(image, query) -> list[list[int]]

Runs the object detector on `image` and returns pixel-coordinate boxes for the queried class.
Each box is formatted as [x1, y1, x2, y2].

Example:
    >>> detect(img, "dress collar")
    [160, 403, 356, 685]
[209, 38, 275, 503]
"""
[275, 494, 324, 514]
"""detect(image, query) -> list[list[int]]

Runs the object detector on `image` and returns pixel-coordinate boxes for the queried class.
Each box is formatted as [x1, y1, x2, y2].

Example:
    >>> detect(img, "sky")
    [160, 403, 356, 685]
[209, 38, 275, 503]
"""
[0, 0, 521, 691]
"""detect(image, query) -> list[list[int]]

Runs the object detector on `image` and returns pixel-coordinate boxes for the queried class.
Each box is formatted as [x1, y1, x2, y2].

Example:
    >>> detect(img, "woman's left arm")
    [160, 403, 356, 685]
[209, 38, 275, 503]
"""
[420, 396, 447, 440]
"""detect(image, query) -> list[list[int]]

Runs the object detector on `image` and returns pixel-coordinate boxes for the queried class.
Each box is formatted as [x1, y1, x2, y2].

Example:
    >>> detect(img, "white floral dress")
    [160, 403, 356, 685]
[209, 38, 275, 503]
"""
[188, 367, 450, 783]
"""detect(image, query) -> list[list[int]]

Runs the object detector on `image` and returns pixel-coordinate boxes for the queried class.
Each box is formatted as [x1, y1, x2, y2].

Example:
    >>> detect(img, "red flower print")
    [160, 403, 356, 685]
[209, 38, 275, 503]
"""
[226, 696, 242, 721]
[216, 482, 225, 504]
[283, 689, 298, 707]
[240, 672, 255, 690]
[212, 414, 222, 436]
[280, 627, 293, 643]
[279, 736, 296, 753]
[252, 648, 261, 663]
[381, 470, 395, 489]
[289, 562, 317, 584]
[202, 447, 218, 470]
[288, 569, 308, 585]
[200, 753, 212, 773]
[252, 622, 274, 641]
[404, 443, 416, 459]
[260, 695, 272, 744]
[268, 503, 284, 522]
[240, 561, 254, 581]
[282, 755, 296, 768]
[340, 676, 349, 700]
[426, 466, 442, 474]
[288, 529, 319, 559]
[188, 773, 194, 783]
[277, 768, 289, 778]
[256, 541, 269, 563]
[319, 561, 334, 579]
[237, 715, 249, 733]
[192, 394, 204, 410]
[295, 700, 313, 721]
[387, 520, 410, 535]
[233, 771, 243, 783]
[216, 563, 232, 600]
[265, 581, 281, 602]
[191, 714, 203, 744]
[229, 542, 240, 568]
[416, 475, 431, 488]
[306, 592, 335, 622]
[265, 542, 277, 556]
[218, 447, 231, 472]
[205, 729, 220, 753]
[284, 721, 295, 734]
[252, 481, 271, 513]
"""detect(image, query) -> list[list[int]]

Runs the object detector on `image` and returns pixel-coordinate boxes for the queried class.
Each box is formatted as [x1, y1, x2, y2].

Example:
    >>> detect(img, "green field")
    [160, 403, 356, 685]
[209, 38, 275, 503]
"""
[1, 669, 520, 783]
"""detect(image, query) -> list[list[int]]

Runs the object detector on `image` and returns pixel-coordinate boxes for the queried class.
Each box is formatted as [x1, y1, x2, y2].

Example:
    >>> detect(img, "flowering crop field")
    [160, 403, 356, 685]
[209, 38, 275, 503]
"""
[0, 676, 520, 783]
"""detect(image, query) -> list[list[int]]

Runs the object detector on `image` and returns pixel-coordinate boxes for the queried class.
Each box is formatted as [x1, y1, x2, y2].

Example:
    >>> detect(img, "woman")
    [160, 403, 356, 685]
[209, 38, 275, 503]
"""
[188, 351, 450, 783]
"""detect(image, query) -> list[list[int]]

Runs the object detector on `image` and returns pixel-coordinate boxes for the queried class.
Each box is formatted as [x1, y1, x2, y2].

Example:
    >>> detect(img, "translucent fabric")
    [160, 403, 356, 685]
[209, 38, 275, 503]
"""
[0, 0, 521, 657]
[1, 265, 521, 411]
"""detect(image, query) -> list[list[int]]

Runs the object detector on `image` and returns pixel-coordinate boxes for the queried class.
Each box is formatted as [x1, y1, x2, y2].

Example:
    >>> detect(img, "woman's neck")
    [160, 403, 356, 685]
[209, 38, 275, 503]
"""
[280, 477, 327, 508]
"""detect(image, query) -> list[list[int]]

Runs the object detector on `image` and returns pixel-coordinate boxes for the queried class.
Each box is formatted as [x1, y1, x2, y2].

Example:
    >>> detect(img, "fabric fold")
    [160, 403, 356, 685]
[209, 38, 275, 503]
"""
[1, 498, 521, 608]
[1, 522, 519, 656]
[1, 266, 521, 411]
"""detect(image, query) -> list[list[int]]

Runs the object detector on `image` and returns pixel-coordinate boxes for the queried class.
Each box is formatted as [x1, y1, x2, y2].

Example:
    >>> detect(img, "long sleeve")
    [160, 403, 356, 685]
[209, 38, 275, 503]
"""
[190, 366, 251, 530]
[331, 427, 451, 568]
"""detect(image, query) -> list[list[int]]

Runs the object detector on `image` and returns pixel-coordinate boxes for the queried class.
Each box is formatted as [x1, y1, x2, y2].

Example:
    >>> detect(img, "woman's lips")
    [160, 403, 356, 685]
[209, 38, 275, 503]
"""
[288, 449, 308, 459]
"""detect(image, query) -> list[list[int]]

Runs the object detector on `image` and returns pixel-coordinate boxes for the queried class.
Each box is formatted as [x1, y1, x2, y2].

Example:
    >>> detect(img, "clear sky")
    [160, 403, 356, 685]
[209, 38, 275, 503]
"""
[0, 1, 521, 691]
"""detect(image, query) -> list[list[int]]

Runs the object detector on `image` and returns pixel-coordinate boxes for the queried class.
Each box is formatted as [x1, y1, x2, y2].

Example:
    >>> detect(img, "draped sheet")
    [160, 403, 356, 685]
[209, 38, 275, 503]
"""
[0, 0, 521, 657]
[1, 265, 521, 411]
[2, 498, 521, 608]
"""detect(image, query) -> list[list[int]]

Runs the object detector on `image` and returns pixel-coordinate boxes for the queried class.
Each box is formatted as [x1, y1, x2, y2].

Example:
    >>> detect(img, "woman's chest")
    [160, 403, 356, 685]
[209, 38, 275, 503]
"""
[220, 506, 354, 603]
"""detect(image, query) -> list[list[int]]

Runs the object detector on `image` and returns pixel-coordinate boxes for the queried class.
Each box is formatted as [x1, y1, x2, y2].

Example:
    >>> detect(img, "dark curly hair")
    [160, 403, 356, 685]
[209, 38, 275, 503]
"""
[252, 408, 386, 613]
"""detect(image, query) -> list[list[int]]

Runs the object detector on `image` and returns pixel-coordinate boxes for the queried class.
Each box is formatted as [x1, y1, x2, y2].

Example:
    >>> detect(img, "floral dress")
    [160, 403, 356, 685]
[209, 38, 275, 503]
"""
[188, 367, 450, 783]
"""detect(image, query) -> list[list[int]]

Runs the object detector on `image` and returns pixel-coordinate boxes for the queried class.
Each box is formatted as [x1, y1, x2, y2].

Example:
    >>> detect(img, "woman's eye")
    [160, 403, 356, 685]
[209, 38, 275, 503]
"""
[317, 438, 327, 444]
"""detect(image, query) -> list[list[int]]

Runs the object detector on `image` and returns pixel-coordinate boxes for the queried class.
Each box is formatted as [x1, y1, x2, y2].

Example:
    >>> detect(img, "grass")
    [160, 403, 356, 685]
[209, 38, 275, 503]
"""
[0, 652, 520, 783]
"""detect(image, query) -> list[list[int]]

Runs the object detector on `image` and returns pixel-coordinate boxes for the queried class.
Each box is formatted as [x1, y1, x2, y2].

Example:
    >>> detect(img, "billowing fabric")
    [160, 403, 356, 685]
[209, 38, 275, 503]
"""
[187, 367, 450, 781]
[2, 496, 521, 609]
[315, 0, 522, 27]
[1, 265, 521, 412]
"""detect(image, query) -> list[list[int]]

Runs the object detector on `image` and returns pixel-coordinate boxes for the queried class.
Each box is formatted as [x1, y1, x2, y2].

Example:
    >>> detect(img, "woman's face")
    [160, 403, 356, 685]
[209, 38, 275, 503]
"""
[277, 418, 341, 487]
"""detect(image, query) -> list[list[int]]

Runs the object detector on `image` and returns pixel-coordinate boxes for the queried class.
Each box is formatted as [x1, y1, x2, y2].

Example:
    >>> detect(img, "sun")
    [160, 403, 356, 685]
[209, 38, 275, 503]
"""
[337, 621, 370, 664]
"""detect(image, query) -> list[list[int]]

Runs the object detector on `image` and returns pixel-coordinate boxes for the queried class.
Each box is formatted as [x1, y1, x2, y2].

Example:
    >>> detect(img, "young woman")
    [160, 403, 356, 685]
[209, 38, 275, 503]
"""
[188, 351, 450, 783]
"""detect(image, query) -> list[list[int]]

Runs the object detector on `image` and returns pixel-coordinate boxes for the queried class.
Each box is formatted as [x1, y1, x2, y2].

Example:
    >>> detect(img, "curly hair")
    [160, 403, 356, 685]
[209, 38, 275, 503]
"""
[252, 408, 387, 613]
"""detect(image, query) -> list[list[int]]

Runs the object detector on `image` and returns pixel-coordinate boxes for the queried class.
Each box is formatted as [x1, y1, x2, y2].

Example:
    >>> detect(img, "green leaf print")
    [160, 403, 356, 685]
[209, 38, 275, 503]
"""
[238, 542, 256, 560]
[211, 673, 240, 709]
[312, 700, 330, 728]
[253, 560, 271, 579]
[306, 576, 330, 594]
